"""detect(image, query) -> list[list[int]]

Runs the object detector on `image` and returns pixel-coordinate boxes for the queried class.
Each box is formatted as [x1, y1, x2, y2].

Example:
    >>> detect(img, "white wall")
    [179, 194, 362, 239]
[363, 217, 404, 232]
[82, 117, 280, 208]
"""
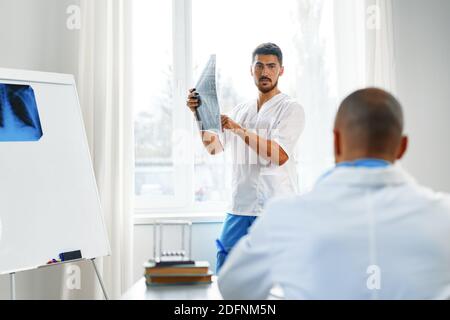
[393, 0, 450, 192]
[0, 0, 80, 73]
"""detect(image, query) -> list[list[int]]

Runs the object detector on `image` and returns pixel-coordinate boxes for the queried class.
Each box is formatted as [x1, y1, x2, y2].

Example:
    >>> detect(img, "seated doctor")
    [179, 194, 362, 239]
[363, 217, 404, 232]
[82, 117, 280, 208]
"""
[218, 88, 450, 300]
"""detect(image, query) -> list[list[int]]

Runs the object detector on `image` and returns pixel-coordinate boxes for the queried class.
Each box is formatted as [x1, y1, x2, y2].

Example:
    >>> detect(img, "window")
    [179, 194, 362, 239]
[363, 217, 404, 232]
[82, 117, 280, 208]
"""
[133, 0, 177, 209]
[133, 0, 350, 213]
[192, 0, 338, 194]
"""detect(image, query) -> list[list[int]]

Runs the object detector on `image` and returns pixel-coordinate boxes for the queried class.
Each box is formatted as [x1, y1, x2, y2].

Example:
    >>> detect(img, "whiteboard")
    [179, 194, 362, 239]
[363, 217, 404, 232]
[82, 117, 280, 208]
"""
[0, 68, 111, 275]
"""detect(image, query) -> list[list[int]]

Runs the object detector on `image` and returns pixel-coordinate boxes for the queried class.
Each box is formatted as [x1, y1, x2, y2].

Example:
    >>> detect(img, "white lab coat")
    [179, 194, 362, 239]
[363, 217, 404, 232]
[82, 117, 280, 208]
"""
[218, 165, 450, 300]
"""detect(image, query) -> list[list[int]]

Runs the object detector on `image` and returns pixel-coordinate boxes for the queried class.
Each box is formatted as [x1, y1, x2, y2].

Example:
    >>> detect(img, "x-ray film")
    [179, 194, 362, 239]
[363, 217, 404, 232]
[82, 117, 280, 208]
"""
[0, 84, 43, 142]
[194, 55, 222, 133]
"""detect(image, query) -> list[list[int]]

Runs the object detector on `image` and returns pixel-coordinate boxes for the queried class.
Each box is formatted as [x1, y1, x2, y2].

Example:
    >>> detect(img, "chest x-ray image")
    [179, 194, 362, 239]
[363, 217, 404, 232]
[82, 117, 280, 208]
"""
[194, 54, 222, 134]
[0, 84, 43, 142]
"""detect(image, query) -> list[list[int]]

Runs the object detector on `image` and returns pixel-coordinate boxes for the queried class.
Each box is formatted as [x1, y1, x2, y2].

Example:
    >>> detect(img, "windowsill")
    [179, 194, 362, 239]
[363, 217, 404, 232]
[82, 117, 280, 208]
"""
[134, 211, 226, 225]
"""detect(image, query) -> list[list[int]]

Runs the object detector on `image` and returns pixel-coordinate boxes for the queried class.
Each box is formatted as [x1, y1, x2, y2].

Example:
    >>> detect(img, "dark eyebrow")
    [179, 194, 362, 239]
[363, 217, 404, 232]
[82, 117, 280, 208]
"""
[255, 62, 277, 66]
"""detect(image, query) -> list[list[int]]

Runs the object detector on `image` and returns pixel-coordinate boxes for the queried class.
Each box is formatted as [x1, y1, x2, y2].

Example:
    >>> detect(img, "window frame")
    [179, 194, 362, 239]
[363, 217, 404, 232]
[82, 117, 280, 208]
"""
[134, 0, 229, 214]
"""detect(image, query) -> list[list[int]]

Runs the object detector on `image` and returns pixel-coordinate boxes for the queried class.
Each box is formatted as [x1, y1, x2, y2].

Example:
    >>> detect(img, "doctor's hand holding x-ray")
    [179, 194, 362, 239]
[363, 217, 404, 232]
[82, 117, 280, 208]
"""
[186, 89, 289, 166]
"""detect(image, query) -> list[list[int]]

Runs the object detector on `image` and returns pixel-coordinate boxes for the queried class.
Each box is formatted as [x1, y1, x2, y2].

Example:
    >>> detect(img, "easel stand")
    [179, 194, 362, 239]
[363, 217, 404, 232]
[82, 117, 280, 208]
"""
[91, 258, 109, 300]
[9, 258, 109, 300]
[10, 273, 16, 300]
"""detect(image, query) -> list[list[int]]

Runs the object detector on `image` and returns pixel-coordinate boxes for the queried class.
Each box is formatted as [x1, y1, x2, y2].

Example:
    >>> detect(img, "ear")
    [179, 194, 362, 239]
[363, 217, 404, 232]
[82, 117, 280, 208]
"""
[333, 129, 341, 163]
[279, 66, 285, 77]
[396, 136, 408, 160]
[250, 65, 254, 77]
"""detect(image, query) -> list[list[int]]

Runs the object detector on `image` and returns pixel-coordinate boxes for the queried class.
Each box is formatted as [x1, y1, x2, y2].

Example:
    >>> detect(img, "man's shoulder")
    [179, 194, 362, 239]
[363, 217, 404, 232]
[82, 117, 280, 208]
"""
[279, 94, 302, 107]
[230, 99, 254, 116]
[414, 185, 450, 211]
[277, 95, 305, 119]
[390, 166, 450, 210]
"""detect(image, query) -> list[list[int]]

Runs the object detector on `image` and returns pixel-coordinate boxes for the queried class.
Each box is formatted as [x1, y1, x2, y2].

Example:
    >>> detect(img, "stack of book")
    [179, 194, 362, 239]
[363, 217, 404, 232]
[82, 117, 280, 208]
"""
[144, 260, 213, 286]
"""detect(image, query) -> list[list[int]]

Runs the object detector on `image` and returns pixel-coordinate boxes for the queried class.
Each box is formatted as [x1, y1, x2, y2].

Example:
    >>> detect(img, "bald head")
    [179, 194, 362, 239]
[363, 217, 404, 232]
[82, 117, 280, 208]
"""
[334, 88, 407, 163]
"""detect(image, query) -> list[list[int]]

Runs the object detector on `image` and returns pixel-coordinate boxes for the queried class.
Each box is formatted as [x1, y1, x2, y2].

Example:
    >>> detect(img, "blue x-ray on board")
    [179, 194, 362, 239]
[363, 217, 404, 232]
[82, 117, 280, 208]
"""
[0, 83, 43, 142]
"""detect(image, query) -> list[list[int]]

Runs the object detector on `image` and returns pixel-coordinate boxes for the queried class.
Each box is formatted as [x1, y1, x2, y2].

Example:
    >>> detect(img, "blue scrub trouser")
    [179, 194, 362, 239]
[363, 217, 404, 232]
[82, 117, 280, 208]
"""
[215, 213, 257, 274]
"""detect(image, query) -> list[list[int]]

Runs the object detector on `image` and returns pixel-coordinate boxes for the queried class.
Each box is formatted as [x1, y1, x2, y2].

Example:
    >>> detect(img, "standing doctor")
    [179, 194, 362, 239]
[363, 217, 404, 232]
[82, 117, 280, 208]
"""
[186, 43, 305, 272]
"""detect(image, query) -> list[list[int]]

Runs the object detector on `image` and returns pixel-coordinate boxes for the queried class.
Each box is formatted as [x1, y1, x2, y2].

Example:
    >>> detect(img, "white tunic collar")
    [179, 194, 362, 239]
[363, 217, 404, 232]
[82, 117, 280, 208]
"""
[318, 165, 418, 187]
[254, 93, 288, 114]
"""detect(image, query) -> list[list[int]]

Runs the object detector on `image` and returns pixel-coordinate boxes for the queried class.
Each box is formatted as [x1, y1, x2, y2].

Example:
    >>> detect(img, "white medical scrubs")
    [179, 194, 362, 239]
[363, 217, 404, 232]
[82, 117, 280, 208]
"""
[223, 92, 305, 216]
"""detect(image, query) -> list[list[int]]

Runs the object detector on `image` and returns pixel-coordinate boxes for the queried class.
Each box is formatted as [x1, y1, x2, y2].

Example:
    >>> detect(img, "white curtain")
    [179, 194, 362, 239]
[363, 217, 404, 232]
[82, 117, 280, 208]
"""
[295, 0, 397, 193]
[62, 0, 134, 300]
[365, 0, 397, 92]
[334, 0, 396, 98]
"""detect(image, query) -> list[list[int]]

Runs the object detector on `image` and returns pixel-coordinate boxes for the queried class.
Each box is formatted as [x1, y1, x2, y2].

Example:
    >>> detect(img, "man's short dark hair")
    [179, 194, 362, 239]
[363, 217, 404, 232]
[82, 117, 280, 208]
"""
[335, 88, 404, 155]
[252, 43, 283, 66]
